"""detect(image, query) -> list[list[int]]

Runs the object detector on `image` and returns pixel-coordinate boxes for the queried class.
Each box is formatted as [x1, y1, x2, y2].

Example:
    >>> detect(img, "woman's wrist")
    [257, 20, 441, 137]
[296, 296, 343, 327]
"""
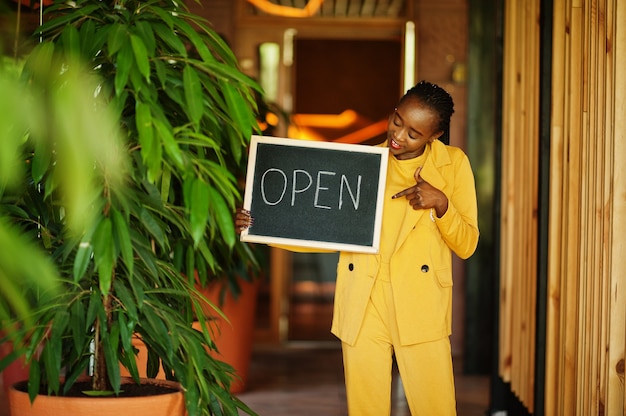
[435, 199, 448, 218]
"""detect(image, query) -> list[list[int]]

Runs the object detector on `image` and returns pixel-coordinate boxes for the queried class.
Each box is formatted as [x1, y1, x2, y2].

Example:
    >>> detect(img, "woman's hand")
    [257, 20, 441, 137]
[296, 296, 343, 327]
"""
[391, 167, 449, 217]
[235, 208, 254, 234]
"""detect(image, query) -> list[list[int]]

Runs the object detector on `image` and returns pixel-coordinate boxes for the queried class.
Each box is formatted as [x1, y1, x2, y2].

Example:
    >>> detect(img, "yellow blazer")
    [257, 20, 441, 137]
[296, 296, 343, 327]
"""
[331, 140, 479, 346]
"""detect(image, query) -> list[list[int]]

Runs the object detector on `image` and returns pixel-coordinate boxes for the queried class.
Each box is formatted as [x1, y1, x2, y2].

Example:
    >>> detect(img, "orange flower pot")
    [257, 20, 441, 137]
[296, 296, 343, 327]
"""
[119, 277, 260, 394]
[8, 377, 184, 416]
[197, 277, 260, 394]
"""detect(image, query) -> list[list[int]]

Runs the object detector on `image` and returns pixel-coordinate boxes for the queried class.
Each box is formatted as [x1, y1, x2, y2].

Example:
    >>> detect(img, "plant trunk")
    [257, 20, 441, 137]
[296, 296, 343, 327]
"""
[92, 293, 113, 391]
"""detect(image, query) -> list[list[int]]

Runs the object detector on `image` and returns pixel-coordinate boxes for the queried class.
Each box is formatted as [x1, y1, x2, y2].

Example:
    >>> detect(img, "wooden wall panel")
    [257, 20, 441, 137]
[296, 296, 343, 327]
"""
[501, 0, 626, 414]
[544, 0, 626, 415]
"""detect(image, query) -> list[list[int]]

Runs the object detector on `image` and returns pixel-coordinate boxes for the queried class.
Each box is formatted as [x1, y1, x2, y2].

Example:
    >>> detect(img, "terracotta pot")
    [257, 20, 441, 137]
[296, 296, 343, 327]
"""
[119, 337, 166, 380]
[197, 277, 260, 394]
[119, 277, 259, 394]
[8, 377, 184, 416]
[0, 340, 29, 394]
[1, 331, 30, 416]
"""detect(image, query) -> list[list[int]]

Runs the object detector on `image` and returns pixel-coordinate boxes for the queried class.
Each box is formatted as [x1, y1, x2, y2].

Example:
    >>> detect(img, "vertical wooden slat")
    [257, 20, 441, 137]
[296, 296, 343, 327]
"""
[576, 0, 592, 411]
[606, 2, 626, 414]
[498, 0, 516, 384]
[544, 0, 565, 413]
[499, 0, 541, 411]
[563, 2, 583, 415]
[509, 0, 523, 398]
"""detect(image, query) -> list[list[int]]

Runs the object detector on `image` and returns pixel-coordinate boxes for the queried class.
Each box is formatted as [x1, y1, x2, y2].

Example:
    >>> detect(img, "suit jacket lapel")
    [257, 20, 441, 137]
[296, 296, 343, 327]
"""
[392, 140, 451, 253]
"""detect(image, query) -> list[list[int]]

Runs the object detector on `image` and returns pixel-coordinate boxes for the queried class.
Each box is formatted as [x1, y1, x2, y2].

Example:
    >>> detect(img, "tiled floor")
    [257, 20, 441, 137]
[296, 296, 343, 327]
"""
[237, 342, 490, 416]
[238, 278, 490, 416]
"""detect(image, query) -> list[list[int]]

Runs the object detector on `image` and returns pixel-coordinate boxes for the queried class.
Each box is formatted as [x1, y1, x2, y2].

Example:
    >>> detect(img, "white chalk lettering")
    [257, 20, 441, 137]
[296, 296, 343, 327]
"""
[314, 171, 336, 210]
[261, 168, 287, 205]
[291, 169, 312, 206]
[259, 168, 362, 210]
[339, 175, 361, 210]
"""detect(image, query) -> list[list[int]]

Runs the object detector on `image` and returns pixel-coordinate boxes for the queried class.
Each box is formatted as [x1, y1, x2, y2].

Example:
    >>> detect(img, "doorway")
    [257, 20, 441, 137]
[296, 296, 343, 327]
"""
[287, 37, 402, 342]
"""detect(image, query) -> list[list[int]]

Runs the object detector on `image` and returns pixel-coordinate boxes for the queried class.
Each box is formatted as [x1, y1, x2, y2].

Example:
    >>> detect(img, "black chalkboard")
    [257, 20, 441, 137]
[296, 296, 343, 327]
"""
[241, 135, 388, 253]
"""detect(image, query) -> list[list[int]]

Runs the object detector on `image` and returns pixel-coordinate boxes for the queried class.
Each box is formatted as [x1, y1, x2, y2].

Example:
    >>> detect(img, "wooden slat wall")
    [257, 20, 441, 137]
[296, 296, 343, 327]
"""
[544, 0, 626, 415]
[499, 0, 541, 411]
[500, 0, 626, 414]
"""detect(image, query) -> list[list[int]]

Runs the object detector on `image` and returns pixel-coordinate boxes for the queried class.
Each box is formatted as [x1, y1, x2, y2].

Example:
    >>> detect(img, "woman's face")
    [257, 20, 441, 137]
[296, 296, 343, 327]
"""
[387, 97, 443, 160]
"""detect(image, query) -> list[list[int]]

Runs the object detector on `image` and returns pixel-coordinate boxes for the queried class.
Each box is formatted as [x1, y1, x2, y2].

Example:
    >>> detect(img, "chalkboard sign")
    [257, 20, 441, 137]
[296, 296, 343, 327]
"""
[241, 135, 389, 253]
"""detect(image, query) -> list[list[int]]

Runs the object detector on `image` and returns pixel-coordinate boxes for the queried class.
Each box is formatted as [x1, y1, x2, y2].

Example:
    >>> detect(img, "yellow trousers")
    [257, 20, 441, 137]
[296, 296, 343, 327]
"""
[341, 278, 456, 416]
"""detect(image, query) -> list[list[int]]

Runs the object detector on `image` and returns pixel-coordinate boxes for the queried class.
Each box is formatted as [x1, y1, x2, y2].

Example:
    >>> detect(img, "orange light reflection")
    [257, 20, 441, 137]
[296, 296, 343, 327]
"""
[247, 0, 324, 18]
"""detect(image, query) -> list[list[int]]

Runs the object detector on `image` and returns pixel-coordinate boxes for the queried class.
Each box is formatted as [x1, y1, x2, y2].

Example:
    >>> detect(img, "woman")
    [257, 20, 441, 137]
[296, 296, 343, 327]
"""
[237, 81, 479, 415]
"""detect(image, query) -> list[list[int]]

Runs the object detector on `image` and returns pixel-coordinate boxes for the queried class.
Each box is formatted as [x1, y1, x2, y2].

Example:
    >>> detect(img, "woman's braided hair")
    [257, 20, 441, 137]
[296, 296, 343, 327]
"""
[399, 80, 454, 145]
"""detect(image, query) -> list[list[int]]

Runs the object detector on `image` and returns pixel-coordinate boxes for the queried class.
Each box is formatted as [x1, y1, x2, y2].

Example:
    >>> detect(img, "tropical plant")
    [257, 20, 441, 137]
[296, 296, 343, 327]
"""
[0, 0, 262, 414]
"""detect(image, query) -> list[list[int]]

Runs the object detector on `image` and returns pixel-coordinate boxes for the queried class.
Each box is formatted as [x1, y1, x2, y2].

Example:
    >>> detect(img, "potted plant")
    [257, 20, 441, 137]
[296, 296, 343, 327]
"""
[0, 0, 262, 414]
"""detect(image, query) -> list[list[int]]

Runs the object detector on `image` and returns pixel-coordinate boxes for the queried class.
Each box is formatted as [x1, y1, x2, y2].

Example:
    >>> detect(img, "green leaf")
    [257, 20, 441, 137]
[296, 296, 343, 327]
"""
[114, 42, 132, 97]
[78, 19, 102, 57]
[42, 342, 60, 394]
[183, 65, 203, 125]
[82, 390, 117, 397]
[175, 19, 214, 63]
[189, 178, 210, 247]
[117, 313, 132, 352]
[135, 244, 160, 279]
[143, 308, 172, 360]
[222, 81, 256, 161]
[60, 25, 81, 58]
[146, 345, 161, 379]
[92, 217, 114, 295]
[34, 4, 99, 36]
[208, 187, 236, 248]
[107, 23, 127, 57]
[103, 334, 121, 395]
[153, 59, 167, 87]
[86, 290, 101, 330]
[73, 238, 93, 282]
[197, 237, 217, 273]
[114, 280, 137, 322]
[160, 165, 172, 204]
[146, 6, 174, 29]
[185, 246, 195, 282]
[153, 118, 184, 169]
[111, 208, 133, 278]
[62, 357, 91, 395]
[120, 325, 139, 382]
[70, 301, 86, 352]
[153, 22, 187, 56]
[25, 43, 56, 82]
[130, 34, 150, 82]
[136, 101, 154, 153]
[27, 360, 40, 402]
[139, 206, 166, 247]
[134, 20, 156, 57]
[136, 102, 162, 182]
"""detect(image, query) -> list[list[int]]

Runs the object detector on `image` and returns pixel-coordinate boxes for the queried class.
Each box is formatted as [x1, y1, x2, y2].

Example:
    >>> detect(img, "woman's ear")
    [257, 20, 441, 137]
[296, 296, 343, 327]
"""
[430, 131, 444, 143]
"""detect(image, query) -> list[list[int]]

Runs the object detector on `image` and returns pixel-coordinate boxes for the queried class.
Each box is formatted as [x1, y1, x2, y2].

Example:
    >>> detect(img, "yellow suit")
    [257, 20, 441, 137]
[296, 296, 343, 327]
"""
[331, 139, 479, 347]
[334, 140, 478, 415]
[272, 139, 478, 415]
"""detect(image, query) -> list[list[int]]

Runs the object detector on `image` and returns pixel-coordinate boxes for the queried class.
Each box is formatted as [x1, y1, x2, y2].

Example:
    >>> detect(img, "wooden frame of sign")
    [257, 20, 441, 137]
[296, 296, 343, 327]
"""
[241, 135, 389, 253]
